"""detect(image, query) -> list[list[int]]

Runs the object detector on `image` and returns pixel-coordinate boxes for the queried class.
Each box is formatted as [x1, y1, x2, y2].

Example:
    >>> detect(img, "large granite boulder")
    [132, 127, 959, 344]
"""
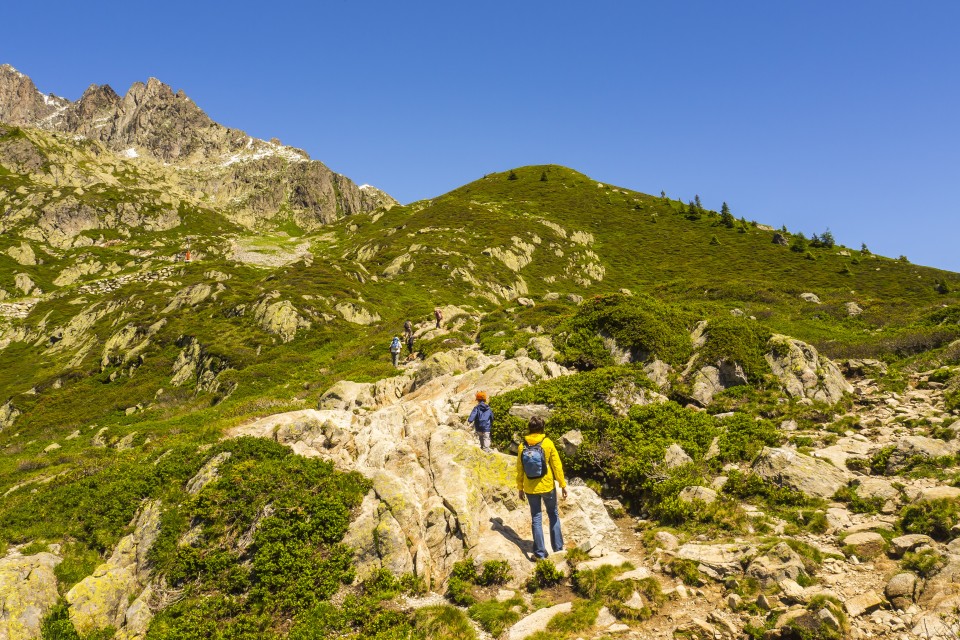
[752, 447, 850, 499]
[765, 335, 852, 404]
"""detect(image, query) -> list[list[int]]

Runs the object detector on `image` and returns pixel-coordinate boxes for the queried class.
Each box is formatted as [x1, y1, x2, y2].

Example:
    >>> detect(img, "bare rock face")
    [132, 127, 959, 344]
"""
[752, 447, 851, 499]
[252, 294, 310, 343]
[765, 335, 852, 405]
[1, 66, 396, 232]
[885, 435, 960, 473]
[0, 64, 69, 125]
[66, 500, 161, 636]
[231, 349, 615, 588]
[0, 549, 62, 639]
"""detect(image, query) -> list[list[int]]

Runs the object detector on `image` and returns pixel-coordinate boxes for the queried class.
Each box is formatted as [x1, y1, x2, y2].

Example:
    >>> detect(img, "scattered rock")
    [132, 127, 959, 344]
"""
[678, 486, 717, 504]
[506, 601, 572, 640]
[842, 531, 887, 559]
[845, 590, 884, 617]
[663, 443, 693, 468]
[885, 572, 918, 610]
[800, 292, 821, 304]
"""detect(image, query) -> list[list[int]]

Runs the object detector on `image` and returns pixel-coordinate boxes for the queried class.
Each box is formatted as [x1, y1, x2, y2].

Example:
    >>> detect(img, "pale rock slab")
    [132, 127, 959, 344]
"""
[752, 447, 851, 499]
[0, 551, 62, 640]
[67, 500, 161, 635]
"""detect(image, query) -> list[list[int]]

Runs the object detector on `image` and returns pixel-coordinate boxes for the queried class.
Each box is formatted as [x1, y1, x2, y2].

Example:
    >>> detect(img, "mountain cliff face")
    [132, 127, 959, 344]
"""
[0, 64, 396, 230]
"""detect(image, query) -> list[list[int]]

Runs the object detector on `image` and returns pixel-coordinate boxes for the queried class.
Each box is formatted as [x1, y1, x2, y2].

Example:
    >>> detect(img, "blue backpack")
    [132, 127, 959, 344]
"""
[521, 438, 548, 479]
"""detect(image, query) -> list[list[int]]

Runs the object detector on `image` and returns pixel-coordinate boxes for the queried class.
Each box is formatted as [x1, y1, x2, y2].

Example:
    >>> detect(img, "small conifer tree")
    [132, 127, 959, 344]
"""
[508, 170, 518, 181]
[539, 171, 547, 182]
[720, 202, 735, 228]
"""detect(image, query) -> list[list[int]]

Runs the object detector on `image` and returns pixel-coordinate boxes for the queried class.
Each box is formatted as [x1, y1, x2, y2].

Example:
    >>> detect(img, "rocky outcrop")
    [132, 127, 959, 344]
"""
[0, 64, 69, 126]
[335, 301, 380, 326]
[765, 335, 852, 404]
[752, 447, 850, 499]
[251, 294, 310, 343]
[885, 435, 959, 473]
[0, 400, 20, 430]
[170, 336, 233, 395]
[0, 549, 62, 639]
[232, 349, 613, 588]
[690, 361, 748, 406]
[67, 500, 161, 636]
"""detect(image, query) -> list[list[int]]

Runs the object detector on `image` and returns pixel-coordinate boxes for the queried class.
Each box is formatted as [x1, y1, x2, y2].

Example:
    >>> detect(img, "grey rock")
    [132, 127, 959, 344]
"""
[845, 591, 884, 617]
[800, 292, 821, 304]
[890, 534, 934, 558]
[558, 430, 583, 457]
[885, 572, 917, 610]
[0, 550, 62, 639]
[842, 531, 887, 559]
[746, 542, 805, 586]
[678, 485, 718, 504]
[753, 447, 851, 499]
[663, 443, 693, 468]
[766, 335, 853, 405]
[508, 403, 554, 423]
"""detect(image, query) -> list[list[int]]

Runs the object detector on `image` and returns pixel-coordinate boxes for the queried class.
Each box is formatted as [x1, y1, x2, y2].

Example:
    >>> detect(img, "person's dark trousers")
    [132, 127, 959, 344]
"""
[526, 489, 563, 559]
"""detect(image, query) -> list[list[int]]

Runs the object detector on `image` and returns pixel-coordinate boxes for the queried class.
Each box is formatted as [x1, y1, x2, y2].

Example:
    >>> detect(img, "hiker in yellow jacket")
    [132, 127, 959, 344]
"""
[516, 416, 568, 560]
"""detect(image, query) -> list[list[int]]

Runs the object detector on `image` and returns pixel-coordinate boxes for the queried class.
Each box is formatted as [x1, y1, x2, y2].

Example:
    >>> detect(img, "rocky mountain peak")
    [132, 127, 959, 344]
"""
[0, 64, 68, 126]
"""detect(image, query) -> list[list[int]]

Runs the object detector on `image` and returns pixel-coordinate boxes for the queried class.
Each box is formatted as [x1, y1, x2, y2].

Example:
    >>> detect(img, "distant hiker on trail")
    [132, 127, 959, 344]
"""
[406, 332, 415, 356]
[468, 391, 493, 453]
[404, 320, 413, 338]
[434, 307, 443, 329]
[517, 416, 568, 560]
[390, 336, 402, 367]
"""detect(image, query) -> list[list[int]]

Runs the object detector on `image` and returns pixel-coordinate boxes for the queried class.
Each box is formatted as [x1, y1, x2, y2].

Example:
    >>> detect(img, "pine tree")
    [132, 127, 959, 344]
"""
[686, 200, 701, 220]
[508, 170, 518, 181]
[539, 171, 547, 182]
[720, 202, 735, 228]
[861, 243, 871, 255]
[694, 195, 703, 212]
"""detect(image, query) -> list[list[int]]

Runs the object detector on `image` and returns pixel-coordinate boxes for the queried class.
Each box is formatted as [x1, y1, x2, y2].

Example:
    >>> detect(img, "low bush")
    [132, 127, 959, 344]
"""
[899, 499, 960, 541]
[901, 549, 947, 578]
[526, 559, 565, 591]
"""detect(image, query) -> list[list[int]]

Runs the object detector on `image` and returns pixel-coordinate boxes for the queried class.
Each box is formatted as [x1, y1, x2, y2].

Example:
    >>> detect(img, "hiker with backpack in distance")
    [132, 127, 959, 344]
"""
[517, 416, 568, 560]
[434, 307, 443, 329]
[390, 336, 402, 367]
[468, 391, 494, 453]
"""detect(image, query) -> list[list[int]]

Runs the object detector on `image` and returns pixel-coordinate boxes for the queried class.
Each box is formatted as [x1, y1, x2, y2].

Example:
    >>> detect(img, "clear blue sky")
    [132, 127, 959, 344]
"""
[4, 1, 959, 271]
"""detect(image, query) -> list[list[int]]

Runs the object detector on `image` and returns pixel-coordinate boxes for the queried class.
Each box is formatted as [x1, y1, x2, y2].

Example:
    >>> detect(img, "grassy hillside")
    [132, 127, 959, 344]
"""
[2, 142, 960, 637]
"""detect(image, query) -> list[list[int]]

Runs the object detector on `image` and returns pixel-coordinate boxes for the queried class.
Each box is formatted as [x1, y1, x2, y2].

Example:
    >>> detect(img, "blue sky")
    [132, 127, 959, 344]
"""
[4, 1, 959, 271]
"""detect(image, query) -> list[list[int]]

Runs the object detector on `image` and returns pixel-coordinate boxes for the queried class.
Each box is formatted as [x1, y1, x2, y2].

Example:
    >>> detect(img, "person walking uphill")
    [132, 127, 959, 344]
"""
[390, 336, 402, 367]
[468, 391, 494, 453]
[517, 416, 568, 560]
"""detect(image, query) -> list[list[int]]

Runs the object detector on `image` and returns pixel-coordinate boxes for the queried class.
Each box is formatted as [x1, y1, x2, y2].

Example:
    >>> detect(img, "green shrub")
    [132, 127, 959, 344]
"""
[468, 596, 524, 637]
[449, 559, 478, 583]
[899, 499, 960, 541]
[668, 558, 704, 586]
[692, 316, 772, 383]
[901, 549, 947, 578]
[478, 560, 512, 586]
[833, 485, 885, 514]
[554, 294, 693, 370]
[445, 577, 477, 607]
[526, 559, 565, 591]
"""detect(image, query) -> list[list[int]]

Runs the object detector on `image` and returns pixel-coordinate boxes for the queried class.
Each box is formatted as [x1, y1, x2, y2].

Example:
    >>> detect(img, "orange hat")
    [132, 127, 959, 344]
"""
[475, 391, 487, 402]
